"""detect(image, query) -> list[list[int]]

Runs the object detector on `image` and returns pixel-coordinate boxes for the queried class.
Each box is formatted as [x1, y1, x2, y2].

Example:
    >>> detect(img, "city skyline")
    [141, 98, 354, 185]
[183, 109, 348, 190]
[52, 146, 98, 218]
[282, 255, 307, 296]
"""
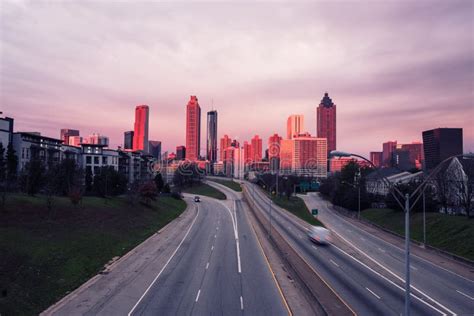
[1, 1, 473, 155]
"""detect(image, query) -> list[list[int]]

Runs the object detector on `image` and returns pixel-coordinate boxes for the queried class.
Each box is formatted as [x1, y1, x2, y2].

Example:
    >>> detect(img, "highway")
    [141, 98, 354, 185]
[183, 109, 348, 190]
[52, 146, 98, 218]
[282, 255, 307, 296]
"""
[46, 195, 289, 316]
[131, 195, 289, 315]
[243, 181, 466, 316]
[301, 192, 474, 315]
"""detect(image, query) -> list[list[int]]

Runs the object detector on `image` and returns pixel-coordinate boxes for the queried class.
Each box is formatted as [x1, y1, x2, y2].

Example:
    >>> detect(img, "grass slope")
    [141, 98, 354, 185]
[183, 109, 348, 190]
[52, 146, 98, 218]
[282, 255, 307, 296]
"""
[182, 183, 226, 200]
[0, 193, 186, 315]
[362, 208, 474, 261]
[271, 195, 324, 227]
[209, 179, 242, 192]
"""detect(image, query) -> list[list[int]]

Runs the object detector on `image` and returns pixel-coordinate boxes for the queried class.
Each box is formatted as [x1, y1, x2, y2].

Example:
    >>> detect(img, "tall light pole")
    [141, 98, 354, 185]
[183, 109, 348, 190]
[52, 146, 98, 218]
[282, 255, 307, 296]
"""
[330, 150, 473, 316]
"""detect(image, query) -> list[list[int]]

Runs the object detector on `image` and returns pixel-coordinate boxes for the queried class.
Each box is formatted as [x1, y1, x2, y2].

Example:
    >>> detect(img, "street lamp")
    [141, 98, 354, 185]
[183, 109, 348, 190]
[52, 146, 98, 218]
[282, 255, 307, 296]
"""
[330, 150, 474, 316]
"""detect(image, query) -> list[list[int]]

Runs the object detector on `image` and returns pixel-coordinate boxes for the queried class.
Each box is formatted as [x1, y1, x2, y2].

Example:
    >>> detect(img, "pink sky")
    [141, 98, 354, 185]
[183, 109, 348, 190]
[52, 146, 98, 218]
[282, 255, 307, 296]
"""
[1, 1, 473, 156]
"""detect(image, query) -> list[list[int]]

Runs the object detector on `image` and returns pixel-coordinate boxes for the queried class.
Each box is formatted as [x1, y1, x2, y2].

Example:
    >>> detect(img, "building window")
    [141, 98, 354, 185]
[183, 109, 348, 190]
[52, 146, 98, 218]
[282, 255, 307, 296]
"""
[103, 156, 107, 164]
[86, 156, 91, 164]
[94, 166, 100, 174]
[94, 156, 99, 164]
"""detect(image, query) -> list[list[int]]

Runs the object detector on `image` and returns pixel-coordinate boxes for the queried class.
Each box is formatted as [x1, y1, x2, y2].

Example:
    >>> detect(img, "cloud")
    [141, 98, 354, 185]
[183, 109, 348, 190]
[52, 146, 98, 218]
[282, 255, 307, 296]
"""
[1, 0, 472, 155]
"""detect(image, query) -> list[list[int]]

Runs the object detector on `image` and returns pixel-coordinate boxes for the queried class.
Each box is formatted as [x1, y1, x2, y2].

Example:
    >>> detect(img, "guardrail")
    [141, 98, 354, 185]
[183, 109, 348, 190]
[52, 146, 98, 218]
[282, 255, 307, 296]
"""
[242, 185, 355, 316]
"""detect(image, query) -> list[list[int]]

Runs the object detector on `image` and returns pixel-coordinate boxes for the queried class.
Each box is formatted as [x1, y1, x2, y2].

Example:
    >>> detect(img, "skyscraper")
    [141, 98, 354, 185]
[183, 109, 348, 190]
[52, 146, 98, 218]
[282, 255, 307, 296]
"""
[268, 133, 282, 171]
[124, 131, 134, 150]
[422, 128, 463, 170]
[60, 129, 79, 145]
[133, 105, 149, 152]
[83, 133, 109, 146]
[316, 92, 336, 156]
[382, 141, 397, 167]
[287, 115, 304, 139]
[370, 151, 383, 168]
[220, 134, 232, 161]
[251, 135, 262, 162]
[186, 96, 201, 161]
[176, 146, 186, 160]
[206, 110, 218, 163]
[149, 140, 162, 159]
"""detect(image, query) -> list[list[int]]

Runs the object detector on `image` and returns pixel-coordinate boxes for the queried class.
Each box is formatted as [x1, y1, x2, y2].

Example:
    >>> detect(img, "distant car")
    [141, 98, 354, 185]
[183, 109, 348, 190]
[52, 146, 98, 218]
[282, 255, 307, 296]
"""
[308, 226, 331, 244]
[194, 196, 201, 202]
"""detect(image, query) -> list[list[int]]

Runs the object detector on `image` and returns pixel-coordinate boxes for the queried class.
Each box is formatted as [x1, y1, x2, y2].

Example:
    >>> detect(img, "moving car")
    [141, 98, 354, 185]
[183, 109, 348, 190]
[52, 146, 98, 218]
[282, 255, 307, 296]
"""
[194, 196, 201, 202]
[308, 226, 331, 244]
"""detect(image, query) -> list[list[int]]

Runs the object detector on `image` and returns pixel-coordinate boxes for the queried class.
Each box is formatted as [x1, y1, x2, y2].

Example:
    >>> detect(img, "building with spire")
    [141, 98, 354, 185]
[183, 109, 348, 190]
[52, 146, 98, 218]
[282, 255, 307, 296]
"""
[316, 92, 336, 156]
[206, 110, 218, 163]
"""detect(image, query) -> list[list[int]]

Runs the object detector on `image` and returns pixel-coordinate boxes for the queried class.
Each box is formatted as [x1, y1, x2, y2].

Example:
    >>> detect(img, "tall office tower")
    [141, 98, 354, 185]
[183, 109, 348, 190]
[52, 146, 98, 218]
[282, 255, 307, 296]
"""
[268, 133, 282, 171]
[60, 129, 79, 145]
[293, 136, 328, 178]
[133, 105, 149, 152]
[287, 115, 304, 139]
[422, 128, 463, 171]
[220, 134, 232, 161]
[207, 110, 218, 163]
[401, 142, 424, 169]
[186, 96, 201, 161]
[316, 92, 336, 156]
[370, 151, 383, 168]
[124, 131, 134, 150]
[149, 141, 162, 159]
[243, 141, 252, 165]
[382, 141, 397, 167]
[176, 146, 186, 161]
[251, 135, 263, 162]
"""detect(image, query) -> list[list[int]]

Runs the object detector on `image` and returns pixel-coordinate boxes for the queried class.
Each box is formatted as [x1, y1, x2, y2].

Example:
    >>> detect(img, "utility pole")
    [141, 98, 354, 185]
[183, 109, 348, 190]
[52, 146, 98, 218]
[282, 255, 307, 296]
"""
[404, 193, 411, 316]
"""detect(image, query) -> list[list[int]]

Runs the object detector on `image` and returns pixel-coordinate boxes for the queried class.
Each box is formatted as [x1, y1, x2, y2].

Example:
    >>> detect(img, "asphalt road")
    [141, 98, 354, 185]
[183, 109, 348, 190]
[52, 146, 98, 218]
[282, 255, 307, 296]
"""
[45, 195, 289, 316]
[130, 195, 289, 316]
[302, 192, 474, 315]
[244, 182, 465, 316]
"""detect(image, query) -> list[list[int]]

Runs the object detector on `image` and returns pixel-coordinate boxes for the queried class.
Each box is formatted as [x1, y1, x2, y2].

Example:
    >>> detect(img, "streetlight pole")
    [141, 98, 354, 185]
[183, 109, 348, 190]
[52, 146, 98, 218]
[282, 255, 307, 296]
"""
[404, 193, 410, 316]
[423, 191, 426, 246]
[330, 150, 474, 316]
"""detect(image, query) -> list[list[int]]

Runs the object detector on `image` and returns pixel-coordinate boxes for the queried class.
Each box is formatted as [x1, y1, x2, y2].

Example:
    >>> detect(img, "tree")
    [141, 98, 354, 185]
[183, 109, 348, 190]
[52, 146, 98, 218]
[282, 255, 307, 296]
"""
[6, 143, 18, 187]
[0, 143, 6, 209]
[85, 167, 93, 193]
[139, 181, 157, 206]
[20, 158, 45, 196]
[154, 173, 164, 193]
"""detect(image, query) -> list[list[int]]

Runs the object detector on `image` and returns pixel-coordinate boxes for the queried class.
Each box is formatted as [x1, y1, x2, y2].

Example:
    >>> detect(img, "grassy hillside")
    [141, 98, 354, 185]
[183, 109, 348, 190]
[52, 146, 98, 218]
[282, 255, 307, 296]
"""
[209, 179, 242, 192]
[271, 195, 324, 227]
[182, 183, 226, 200]
[362, 208, 474, 261]
[0, 193, 186, 315]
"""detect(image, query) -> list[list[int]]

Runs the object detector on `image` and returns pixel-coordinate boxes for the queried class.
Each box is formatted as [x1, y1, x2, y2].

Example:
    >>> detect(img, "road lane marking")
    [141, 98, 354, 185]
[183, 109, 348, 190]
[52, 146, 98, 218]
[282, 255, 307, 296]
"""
[377, 247, 386, 253]
[310, 195, 474, 284]
[214, 234, 217, 238]
[456, 290, 474, 300]
[410, 265, 418, 271]
[366, 287, 381, 299]
[298, 234, 303, 239]
[206, 262, 209, 270]
[240, 296, 244, 310]
[128, 205, 201, 316]
[211, 246, 214, 251]
[330, 259, 340, 267]
[360, 237, 366, 241]
[330, 230, 455, 315]
[236, 240, 242, 273]
[312, 245, 318, 250]
[332, 244, 448, 316]
[195, 289, 201, 302]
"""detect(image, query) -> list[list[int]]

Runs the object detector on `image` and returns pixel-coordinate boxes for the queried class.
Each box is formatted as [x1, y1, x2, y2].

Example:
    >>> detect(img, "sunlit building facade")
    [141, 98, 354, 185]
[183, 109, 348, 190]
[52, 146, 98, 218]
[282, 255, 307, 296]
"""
[133, 105, 149, 153]
[287, 115, 304, 139]
[185, 96, 201, 161]
[251, 135, 262, 162]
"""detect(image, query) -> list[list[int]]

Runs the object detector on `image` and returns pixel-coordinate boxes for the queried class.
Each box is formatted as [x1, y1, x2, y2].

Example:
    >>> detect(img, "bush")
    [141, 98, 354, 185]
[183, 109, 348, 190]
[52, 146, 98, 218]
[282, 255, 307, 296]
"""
[171, 191, 182, 200]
